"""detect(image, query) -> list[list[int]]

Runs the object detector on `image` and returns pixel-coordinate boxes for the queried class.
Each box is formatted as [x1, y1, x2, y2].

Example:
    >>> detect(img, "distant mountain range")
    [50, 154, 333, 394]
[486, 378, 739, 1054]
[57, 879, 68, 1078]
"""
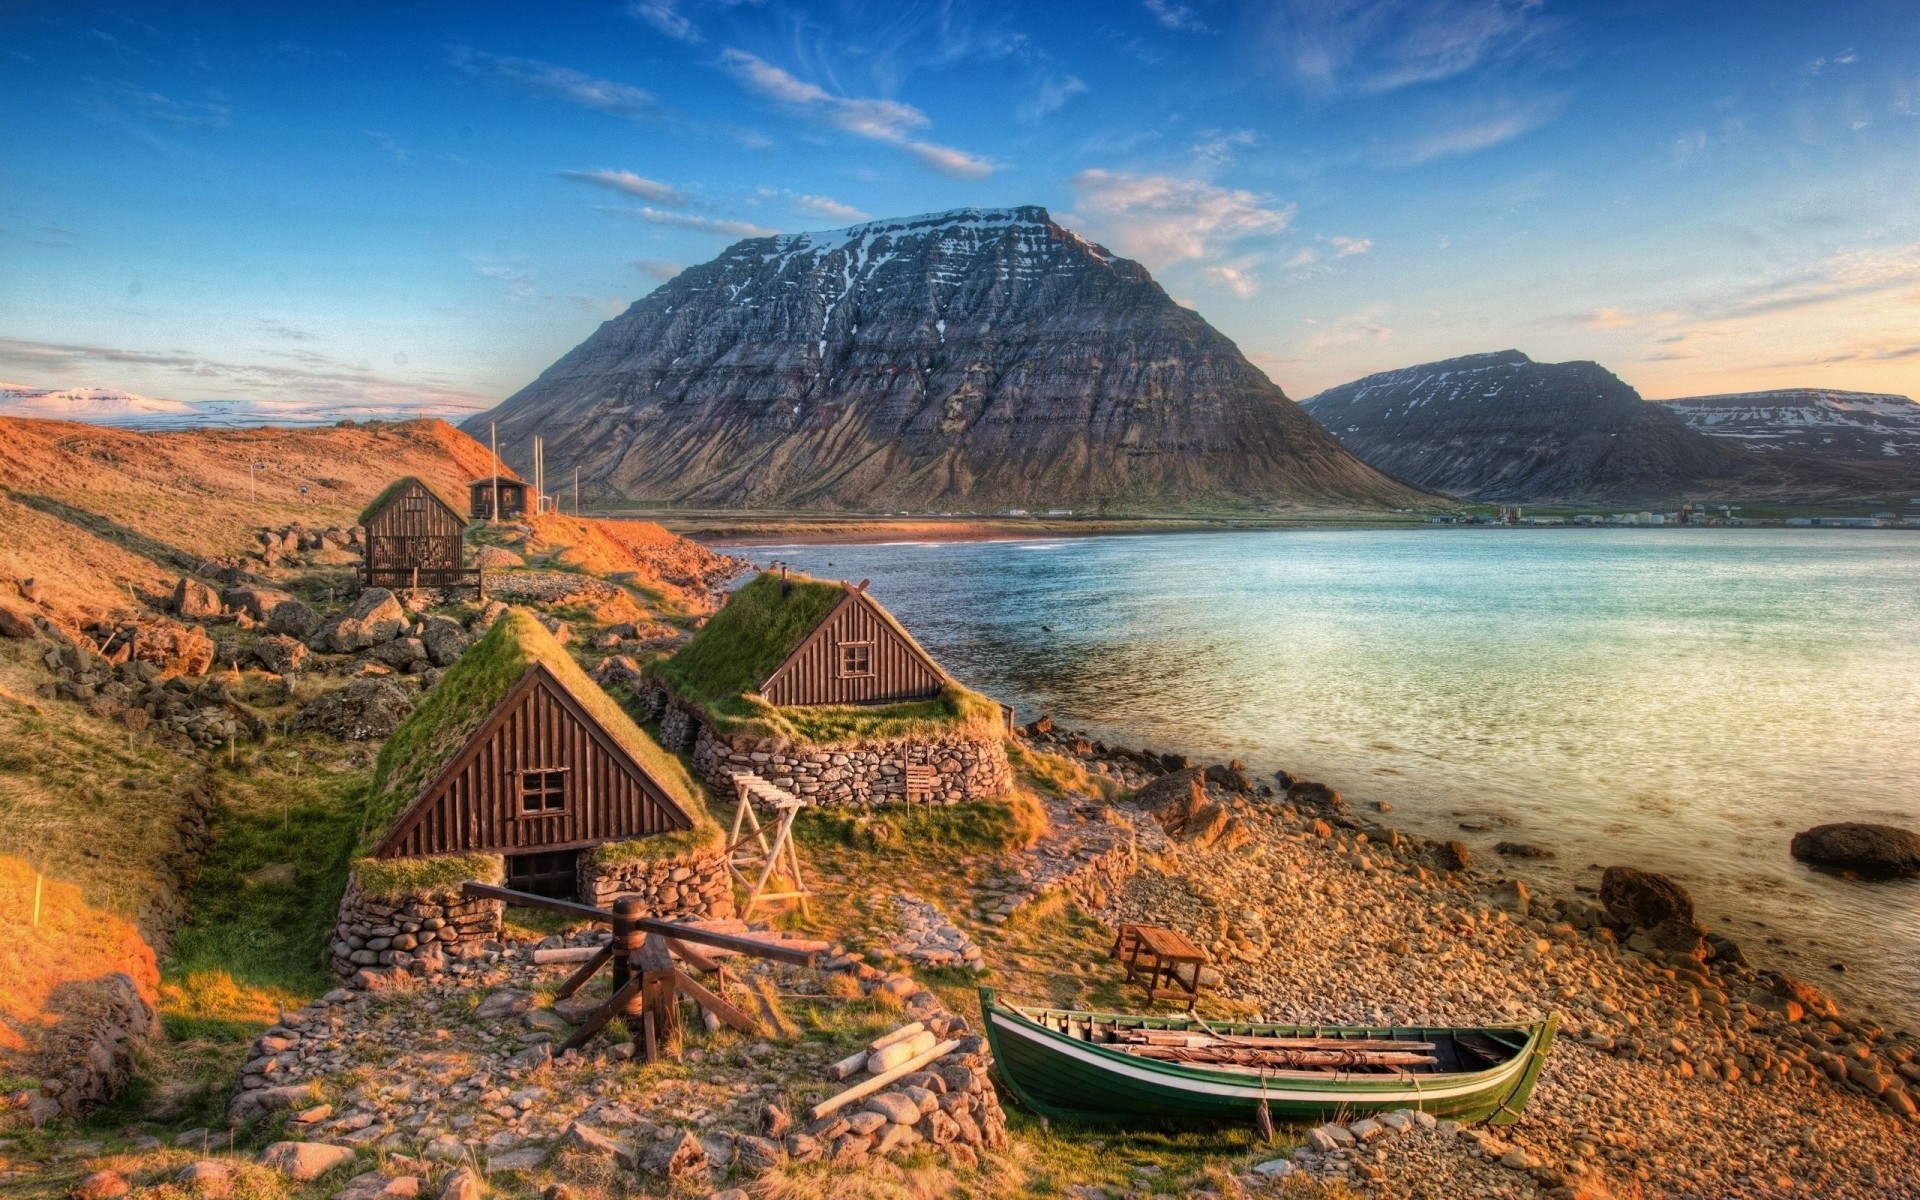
[1654, 389, 1920, 462]
[1300, 352, 1914, 503]
[465, 206, 1423, 513]
[0, 383, 482, 430]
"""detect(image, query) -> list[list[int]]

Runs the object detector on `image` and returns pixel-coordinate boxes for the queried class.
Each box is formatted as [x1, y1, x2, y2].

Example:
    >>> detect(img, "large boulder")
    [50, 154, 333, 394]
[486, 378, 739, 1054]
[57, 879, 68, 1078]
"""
[292, 678, 414, 740]
[259, 1141, 354, 1182]
[1599, 866, 1697, 931]
[419, 616, 471, 667]
[265, 598, 322, 640]
[1790, 823, 1920, 877]
[309, 589, 407, 653]
[1134, 768, 1205, 832]
[129, 619, 216, 677]
[252, 633, 310, 676]
[222, 586, 298, 622]
[170, 577, 222, 618]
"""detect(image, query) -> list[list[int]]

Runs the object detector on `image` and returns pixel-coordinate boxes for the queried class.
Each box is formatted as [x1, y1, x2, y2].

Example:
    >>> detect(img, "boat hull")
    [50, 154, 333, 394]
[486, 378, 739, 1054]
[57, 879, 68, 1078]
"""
[980, 990, 1557, 1127]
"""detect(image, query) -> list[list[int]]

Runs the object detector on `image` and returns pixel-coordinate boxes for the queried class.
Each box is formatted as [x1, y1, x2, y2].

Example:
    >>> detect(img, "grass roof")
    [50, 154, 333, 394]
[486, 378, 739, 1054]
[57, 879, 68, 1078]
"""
[357, 475, 468, 527]
[357, 607, 714, 857]
[652, 571, 846, 710]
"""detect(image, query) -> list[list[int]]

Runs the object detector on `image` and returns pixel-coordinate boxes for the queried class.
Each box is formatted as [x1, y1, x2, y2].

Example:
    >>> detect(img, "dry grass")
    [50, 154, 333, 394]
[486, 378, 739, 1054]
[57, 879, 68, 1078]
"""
[1007, 742, 1126, 805]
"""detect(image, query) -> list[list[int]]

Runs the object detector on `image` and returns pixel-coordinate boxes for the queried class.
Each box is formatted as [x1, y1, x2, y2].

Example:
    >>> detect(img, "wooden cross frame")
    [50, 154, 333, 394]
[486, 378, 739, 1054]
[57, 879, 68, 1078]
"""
[726, 771, 811, 919]
[460, 882, 827, 1062]
[903, 762, 937, 805]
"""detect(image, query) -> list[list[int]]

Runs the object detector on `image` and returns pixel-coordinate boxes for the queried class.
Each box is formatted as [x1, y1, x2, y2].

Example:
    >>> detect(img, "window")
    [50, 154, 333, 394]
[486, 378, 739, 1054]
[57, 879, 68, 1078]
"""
[519, 769, 568, 813]
[403, 494, 425, 511]
[838, 641, 873, 678]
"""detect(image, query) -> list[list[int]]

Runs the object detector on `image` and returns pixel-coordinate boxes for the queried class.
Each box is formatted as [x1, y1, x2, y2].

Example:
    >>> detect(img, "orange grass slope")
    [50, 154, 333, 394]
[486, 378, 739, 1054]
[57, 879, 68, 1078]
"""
[0, 417, 505, 624]
[522, 510, 745, 615]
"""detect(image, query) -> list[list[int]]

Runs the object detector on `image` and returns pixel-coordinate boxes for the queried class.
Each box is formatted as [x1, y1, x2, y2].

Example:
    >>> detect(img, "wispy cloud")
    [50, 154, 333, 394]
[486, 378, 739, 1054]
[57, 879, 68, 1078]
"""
[124, 86, 230, 128]
[1267, 305, 1395, 366]
[1192, 128, 1256, 164]
[1329, 236, 1373, 257]
[1019, 73, 1088, 122]
[1144, 0, 1209, 34]
[468, 255, 541, 300]
[1698, 243, 1920, 321]
[1399, 93, 1565, 162]
[629, 0, 700, 42]
[448, 46, 656, 119]
[257, 319, 315, 341]
[1807, 48, 1858, 75]
[787, 192, 868, 221]
[559, 169, 687, 205]
[601, 207, 776, 238]
[1262, 0, 1554, 95]
[636, 260, 684, 282]
[719, 48, 995, 178]
[1068, 170, 1294, 293]
[363, 130, 409, 164]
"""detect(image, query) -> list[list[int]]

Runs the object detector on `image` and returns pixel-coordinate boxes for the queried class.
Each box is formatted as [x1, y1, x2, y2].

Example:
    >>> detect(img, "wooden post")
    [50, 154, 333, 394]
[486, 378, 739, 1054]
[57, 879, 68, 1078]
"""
[489, 421, 499, 522]
[636, 931, 679, 1060]
[610, 896, 641, 998]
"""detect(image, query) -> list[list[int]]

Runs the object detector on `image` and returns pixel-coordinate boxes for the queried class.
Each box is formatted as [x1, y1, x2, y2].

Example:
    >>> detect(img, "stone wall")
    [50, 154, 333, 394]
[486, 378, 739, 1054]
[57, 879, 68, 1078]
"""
[579, 847, 735, 917]
[29, 973, 157, 1123]
[331, 877, 505, 986]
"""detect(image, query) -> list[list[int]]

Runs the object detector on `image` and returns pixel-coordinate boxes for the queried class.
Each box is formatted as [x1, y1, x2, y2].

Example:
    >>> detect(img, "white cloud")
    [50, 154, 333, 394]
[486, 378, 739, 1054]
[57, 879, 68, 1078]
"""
[629, 0, 699, 42]
[636, 260, 684, 282]
[1192, 128, 1256, 164]
[788, 192, 868, 221]
[1263, 0, 1553, 95]
[1144, 0, 1209, 33]
[1068, 169, 1294, 287]
[601, 207, 777, 238]
[448, 46, 656, 119]
[1400, 94, 1564, 162]
[1204, 261, 1260, 297]
[1329, 236, 1373, 257]
[719, 48, 996, 178]
[1285, 247, 1319, 270]
[468, 255, 541, 300]
[1019, 73, 1088, 122]
[559, 169, 687, 205]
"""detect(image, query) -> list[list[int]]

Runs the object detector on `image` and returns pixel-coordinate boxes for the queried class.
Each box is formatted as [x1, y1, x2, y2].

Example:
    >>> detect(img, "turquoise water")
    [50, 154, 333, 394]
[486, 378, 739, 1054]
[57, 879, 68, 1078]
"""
[741, 528, 1920, 1025]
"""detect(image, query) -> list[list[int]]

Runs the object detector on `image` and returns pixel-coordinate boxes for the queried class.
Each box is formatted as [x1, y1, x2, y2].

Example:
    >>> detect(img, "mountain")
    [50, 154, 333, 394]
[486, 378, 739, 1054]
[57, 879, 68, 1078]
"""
[1298, 351, 1904, 503]
[0, 384, 194, 424]
[0, 383, 484, 430]
[464, 207, 1423, 513]
[1654, 389, 1920, 463]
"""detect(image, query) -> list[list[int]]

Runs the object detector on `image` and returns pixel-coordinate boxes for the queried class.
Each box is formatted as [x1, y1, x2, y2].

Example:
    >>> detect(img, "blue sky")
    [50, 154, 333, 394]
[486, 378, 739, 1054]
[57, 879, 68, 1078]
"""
[2, 0, 1916, 418]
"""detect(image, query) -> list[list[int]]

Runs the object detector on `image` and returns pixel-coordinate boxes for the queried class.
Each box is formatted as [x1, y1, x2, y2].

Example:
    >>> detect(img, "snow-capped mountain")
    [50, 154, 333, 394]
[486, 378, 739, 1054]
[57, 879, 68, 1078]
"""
[465, 206, 1422, 512]
[0, 383, 483, 430]
[0, 384, 195, 424]
[1654, 389, 1920, 461]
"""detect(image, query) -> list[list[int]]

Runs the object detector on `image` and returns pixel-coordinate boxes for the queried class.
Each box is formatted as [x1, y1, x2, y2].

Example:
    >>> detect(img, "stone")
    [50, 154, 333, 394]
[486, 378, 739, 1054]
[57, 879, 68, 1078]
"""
[252, 633, 309, 675]
[1251, 1159, 1297, 1179]
[173, 1161, 231, 1193]
[1495, 841, 1556, 858]
[0, 602, 37, 639]
[1644, 918, 1709, 960]
[488, 1147, 549, 1172]
[172, 577, 222, 618]
[419, 616, 472, 667]
[735, 1134, 784, 1170]
[1491, 878, 1530, 915]
[128, 618, 216, 676]
[1790, 823, 1920, 877]
[259, 1140, 356, 1181]
[223, 586, 297, 622]
[1599, 865, 1696, 930]
[563, 1122, 637, 1168]
[311, 588, 408, 653]
[476, 988, 535, 1019]
[644, 1129, 708, 1178]
[845, 1111, 889, 1136]
[1348, 1117, 1387, 1142]
[293, 677, 414, 740]
[438, 1167, 483, 1200]
[265, 599, 323, 640]
[1135, 768, 1205, 832]
[71, 1171, 130, 1200]
[1433, 840, 1472, 871]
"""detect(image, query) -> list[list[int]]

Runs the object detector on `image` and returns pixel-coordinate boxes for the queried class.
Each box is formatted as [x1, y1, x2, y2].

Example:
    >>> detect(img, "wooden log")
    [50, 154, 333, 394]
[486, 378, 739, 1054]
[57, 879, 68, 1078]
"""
[553, 947, 613, 1001]
[808, 1038, 962, 1121]
[637, 933, 680, 1057]
[560, 976, 642, 1053]
[664, 938, 723, 975]
[636, 920, 825, 967]
[532, 946, 603, 964]
[824, 1049, 869, 1081]
[673, 969, 760, 1036]
[866, 1022, 927, 1055]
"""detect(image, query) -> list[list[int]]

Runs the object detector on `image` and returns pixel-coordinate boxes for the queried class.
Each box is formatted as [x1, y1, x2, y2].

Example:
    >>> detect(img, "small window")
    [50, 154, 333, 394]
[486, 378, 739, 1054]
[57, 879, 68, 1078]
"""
[519, 769, 568, 813]
[838, 642, 873, 678]
[403, 494, 425, 511]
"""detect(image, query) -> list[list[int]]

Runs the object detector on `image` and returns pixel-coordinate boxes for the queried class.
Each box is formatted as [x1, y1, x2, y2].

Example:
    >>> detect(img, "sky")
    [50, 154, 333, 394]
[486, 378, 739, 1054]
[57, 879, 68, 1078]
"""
[2, 0, 1917, 420]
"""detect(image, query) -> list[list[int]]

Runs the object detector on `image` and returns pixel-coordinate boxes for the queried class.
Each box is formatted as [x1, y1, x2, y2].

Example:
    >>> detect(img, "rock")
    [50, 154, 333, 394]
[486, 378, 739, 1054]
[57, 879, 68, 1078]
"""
[260, 1140, 356, 1181]
[1495, 841, 1555, 858]
[474, 545, 525, 569]
[173, 1161, 231, 1193]
[1134, 768, 1205, 832]
[172, 577, 222, 618]
[1490, 878, 1530, 916]
[760, 1101, 792, 1138]
[227, 1081, 320, 1123]
[310, 588, 408, 653]
[223, 586, 297, 622]
[252, 633, 309, 675]
[71, 1171, 130, 1200]
[265, 599, 322, 640]
[368, 637, 428, 670]
[1599, 865, 1697, 930]
[735, 1134, 784, 1170]
[593, 655, 645, 689]
[419, 616, 472, 667]
[1790, 823, 1920, 877]
[292, 678, 414, 740]
[438, 1166, 483, 1200]
[475, 989, 535, 1019]
[644, 1129, 708, 1178]
[129, 618, 216, 676]
[1755, 971, 1839, 1019]
[862, 1092, 923, 1125]
[1644, 918, 1709, 960]
[563, 1122, 637, 1169]
[1251, 1158, 1297, 1179]
[1433, 841, 1473, 871]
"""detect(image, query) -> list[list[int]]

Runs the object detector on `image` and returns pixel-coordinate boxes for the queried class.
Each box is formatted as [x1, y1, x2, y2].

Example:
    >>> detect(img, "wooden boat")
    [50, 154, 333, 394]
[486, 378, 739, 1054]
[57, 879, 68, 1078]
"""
[979, 989, 1557, 1127]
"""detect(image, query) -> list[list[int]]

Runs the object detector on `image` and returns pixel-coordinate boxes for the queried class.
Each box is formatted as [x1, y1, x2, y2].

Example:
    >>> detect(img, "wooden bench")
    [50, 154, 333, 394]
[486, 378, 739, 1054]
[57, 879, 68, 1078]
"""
[1111, 922, 1210, 1008]
[903, 763, 937, 805]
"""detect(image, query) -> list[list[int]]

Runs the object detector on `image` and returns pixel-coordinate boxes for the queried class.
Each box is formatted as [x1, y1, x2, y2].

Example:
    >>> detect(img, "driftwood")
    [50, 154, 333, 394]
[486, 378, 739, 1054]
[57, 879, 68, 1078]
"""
[824, 1048, 869, 1081]
[867, 1021, 927, 1054]
[810, 1038, 963, 1120]
[532, 945, 603, 964]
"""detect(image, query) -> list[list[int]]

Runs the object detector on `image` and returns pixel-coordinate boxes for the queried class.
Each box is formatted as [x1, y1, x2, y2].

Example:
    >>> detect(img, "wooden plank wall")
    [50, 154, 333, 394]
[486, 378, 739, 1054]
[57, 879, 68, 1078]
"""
[365, 479, 466, 576]
[762, 595, 946, 707]
[380, 673, 687, 857]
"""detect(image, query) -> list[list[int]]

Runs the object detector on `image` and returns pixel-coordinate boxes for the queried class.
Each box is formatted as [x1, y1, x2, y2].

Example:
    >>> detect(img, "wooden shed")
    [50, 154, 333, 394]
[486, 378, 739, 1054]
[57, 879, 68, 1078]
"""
[662, 571, 951, 710]
[469, 476, 529, 520]
[363, 608, 704, 897]
[359, 477, 476, 590]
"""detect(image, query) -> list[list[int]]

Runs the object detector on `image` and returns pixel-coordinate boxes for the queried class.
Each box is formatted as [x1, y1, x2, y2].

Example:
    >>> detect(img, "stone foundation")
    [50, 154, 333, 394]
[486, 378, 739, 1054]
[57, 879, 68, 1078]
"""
[29, 973, 157, 1123]
[330, 877, 505, 984]
[579, 847, 735, 917]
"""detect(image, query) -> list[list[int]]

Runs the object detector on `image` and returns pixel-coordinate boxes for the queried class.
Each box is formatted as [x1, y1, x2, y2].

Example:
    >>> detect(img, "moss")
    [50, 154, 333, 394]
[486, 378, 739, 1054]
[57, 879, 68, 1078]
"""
[587, 821, 721, 866]
[351, 853, 502, 902]
[359, 607, 707, 855]
[356, 475, 468, 526]
[652, 571, 845, 708]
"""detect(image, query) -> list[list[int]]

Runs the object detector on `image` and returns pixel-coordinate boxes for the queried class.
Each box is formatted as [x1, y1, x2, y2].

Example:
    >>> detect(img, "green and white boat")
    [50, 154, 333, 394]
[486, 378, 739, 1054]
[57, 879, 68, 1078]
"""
[980, 989, 1557, 1127]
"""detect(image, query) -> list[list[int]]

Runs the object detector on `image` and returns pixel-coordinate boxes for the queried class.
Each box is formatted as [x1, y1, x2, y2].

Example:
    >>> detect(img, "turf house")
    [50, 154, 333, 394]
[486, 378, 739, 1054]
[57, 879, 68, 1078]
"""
[645, 571, 1013, 806]
[331, 608, 728, 983]
[358, 476, 479, 590]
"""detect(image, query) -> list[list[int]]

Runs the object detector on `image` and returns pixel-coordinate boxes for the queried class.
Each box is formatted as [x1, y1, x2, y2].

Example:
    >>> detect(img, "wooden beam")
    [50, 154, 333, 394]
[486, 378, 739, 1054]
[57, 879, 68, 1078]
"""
[459, 880, 824, 966]
[462, 882, 609, 923]
[553, 946, 612, 1000]
[809, 1038, 962, 1120]
[673, 969, 760, 1035]
[560, 976, 642, 1053]
[664, 938, 722, 974]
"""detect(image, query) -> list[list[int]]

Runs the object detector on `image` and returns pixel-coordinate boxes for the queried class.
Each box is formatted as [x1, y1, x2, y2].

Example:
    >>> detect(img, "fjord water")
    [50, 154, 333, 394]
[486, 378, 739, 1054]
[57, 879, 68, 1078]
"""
[748, 528, 1920, 1025]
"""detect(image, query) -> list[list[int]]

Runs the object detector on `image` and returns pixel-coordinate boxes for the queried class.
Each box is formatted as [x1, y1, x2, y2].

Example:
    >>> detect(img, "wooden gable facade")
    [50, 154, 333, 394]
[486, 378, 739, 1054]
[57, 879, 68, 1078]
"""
[470, 477, 529, 520]
[373, 661, 694, 860]
[362, 477, 472, 588]
[760, 584, 949, 707]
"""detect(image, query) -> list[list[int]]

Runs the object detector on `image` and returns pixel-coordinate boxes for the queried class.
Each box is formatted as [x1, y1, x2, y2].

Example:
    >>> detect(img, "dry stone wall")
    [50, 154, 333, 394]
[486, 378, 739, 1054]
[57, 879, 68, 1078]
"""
[331, 877, 505, 985]
[579, 848, 734, 917]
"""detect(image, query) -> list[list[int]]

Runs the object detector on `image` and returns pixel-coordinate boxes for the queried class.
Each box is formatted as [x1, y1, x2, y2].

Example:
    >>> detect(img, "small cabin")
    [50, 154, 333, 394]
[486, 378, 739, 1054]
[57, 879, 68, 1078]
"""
[359, 477, 473, 589]
[470, 477, 529, 520]
[365, 609, 703, 898]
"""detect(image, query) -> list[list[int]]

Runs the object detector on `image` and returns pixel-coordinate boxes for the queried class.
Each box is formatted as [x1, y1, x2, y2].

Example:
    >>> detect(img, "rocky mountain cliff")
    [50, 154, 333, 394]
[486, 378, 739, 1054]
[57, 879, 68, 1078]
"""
[465, 207, 1422, 512]
[1299, 351, 1906, 503]
[1655, 389, 1920, 464]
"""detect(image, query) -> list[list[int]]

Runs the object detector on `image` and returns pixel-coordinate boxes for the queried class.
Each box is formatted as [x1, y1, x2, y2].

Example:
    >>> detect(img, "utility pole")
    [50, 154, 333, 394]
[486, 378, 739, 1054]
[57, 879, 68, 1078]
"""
[574, 466, 580, 516]
[489, 420, 500, 522]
